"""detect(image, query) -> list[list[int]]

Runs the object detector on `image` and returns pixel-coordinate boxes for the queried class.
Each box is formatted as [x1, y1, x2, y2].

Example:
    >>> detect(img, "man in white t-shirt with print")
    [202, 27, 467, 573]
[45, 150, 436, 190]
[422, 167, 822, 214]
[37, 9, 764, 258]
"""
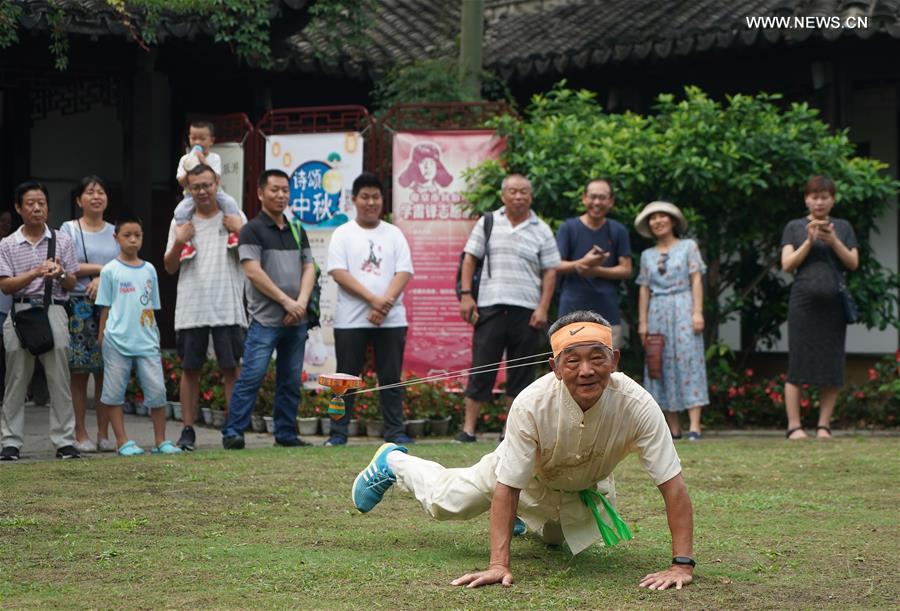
[351, 310, 696, 591]
[325, 173, 414, 446]
[163, 164, 247, 451]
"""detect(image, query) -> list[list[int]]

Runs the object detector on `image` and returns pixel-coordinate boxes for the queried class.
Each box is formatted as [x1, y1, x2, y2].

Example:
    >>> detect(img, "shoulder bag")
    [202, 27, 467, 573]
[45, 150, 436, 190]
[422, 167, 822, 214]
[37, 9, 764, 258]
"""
[11, 230, 57, 355]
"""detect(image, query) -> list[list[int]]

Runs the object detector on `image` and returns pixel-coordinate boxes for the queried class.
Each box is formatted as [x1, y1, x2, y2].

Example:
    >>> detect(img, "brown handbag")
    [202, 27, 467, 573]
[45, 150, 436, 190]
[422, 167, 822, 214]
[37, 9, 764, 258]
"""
[644, 333, 665, 380]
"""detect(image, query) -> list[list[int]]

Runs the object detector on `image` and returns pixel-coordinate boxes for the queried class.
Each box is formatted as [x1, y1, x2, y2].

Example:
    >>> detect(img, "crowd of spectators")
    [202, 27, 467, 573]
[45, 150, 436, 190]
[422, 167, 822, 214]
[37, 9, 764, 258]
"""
[0, 135, 859, 459]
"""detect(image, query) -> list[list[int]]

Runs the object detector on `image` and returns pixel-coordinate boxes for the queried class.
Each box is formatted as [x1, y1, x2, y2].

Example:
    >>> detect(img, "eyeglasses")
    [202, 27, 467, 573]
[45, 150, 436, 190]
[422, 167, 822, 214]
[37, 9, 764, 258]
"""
[188, 183, 214, 193]
[657, 253, 669, 276]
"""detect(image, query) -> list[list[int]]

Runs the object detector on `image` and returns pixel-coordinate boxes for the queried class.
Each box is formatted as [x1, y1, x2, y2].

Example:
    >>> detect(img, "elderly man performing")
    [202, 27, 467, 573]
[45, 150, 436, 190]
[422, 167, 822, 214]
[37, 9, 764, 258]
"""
[351, 310, 695, 590]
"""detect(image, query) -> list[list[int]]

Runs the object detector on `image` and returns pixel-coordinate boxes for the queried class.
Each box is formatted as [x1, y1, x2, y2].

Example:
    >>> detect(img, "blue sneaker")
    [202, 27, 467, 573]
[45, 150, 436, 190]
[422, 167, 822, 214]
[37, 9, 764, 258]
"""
[352, 442, 408, 513]
[513, 516, 527, 536]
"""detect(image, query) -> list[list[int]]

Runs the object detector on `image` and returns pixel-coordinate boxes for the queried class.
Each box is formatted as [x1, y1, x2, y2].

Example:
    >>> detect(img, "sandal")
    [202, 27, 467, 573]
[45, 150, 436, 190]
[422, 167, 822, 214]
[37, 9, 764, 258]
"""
[117, 440, 145, 456]
[785, 427, 807, 440]
[816, 425, 833, 439]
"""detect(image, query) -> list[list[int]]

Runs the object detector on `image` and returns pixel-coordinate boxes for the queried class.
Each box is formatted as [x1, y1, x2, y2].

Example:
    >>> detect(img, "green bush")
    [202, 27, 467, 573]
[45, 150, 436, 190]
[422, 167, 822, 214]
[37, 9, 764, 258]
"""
[464, 84, 900, 350]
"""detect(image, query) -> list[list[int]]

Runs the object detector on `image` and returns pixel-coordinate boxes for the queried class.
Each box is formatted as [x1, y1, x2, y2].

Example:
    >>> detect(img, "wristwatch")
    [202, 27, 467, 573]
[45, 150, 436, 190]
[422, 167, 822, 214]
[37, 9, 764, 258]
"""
[58, 271, 67, 281]
[672, 556, 696, 567]
[459, 289, 472, 295]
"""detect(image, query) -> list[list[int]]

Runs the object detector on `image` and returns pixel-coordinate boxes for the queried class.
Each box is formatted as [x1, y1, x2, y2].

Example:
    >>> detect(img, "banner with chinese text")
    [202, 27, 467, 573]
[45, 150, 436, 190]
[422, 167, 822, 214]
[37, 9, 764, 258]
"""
[264, 132, 365, 382]
[392, 130, 505, 379]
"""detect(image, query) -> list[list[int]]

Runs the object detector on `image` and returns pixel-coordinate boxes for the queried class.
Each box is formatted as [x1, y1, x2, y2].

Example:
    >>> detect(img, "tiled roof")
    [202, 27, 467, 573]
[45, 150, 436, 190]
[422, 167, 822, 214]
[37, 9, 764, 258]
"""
[13, 0, 900, 77]
[286, 0, 900, 77]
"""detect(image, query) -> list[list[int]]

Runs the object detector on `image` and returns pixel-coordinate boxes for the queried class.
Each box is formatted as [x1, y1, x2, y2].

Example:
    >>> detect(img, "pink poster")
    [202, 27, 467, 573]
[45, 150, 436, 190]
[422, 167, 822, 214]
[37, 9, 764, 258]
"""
[392, 131, 505, 378]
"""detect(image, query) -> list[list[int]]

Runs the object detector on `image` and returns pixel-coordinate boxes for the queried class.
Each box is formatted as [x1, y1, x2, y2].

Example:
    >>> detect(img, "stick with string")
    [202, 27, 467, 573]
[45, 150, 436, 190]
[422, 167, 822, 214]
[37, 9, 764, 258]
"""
[317, 350, 552, 418]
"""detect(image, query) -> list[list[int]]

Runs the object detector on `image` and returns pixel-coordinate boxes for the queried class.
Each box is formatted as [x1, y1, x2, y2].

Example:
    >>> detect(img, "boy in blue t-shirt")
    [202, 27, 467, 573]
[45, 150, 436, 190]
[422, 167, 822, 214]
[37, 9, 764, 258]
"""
[96, 214, 181, 456]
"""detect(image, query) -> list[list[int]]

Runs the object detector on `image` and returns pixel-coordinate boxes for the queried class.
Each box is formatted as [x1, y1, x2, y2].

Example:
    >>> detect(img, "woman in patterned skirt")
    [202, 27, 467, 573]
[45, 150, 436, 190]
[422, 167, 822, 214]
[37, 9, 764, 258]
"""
[635, 201, 708, 441]
[61, 176, 120, 452]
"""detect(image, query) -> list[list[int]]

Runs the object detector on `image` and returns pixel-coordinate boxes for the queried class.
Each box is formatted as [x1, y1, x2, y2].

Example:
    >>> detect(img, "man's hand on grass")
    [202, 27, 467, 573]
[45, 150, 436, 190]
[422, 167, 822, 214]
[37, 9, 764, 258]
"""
[638, 565, 693, 590]
[451, 565, 513, 588]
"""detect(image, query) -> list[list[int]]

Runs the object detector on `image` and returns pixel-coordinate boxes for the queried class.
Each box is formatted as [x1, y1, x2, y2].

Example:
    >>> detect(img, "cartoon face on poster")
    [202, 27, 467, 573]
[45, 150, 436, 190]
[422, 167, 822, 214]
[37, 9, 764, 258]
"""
[264, 132, 365, 385]
[392, 131, 505, 380]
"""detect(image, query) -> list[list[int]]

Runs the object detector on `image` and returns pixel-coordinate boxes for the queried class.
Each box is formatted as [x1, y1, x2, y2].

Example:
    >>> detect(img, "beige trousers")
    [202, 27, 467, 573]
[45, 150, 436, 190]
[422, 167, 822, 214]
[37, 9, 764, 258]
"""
[1, 304, 75, 449]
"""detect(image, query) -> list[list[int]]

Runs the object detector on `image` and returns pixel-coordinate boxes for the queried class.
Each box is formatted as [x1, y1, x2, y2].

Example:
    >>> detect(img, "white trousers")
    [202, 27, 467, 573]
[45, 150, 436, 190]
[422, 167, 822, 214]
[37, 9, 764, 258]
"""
[389, 451, 567, 545]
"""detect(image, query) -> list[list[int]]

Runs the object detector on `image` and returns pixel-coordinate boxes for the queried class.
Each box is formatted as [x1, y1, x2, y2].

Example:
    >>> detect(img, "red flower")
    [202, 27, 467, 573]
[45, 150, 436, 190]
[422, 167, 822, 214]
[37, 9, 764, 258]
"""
[135, 392, 144, 403]
[854, 391, 865, 399]
[727, 387, 737, 398]
[710, 384, 718, 393]
[498, 413, 507, 422]
[868, 368, 878, 381]
[895, 350, 900, 362]
[737, 386, 746, 396]
[482, 414, 490, 422]
[727, 408, 734, 417]
[800, 398, 810, 409]
[745, 368, 754, 378]
[202, 390, 212, 402]
[780, 374, 787, 381]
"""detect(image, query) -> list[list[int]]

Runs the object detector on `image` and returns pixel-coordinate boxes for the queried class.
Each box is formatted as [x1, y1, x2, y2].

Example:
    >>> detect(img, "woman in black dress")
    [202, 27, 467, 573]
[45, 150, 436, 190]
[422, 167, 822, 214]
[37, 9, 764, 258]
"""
[780, 176, 858, 440]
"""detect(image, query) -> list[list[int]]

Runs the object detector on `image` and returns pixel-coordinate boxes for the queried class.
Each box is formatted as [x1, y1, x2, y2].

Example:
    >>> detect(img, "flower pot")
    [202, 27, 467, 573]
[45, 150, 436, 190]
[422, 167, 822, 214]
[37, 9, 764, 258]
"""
[123, 401, 136, 415]
[428, 416, 451, 436]
[134, 402, 149, 417]
[405, 419, 426, 438]
[347, 418, 363, 437]
[251, 414, 266, 433]
[170, 402, 182, 421]
[211, 410, 226, 429]
[297, 417, 318, 436]
[263, 416, 275, 434]
[366, 419, 384, 438]
[165, 402, 175, 420]
[319, 417, 331, 437]
[201, 407, 213, 425]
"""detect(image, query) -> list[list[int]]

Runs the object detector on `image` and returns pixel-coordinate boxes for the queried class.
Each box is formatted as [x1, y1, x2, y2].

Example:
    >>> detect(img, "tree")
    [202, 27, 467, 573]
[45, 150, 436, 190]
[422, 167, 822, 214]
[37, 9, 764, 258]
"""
[0, 0, 374, 70]
[463, 84, 900, 355]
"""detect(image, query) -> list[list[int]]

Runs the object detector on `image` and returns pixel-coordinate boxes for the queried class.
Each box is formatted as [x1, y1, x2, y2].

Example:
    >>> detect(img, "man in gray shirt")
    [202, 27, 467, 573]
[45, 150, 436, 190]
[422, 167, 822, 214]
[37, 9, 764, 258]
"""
[221, 169, 316, 449]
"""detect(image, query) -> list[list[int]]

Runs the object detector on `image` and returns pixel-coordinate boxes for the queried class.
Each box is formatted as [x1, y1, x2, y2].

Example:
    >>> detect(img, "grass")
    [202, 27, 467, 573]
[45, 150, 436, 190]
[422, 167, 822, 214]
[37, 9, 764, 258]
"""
[0, 437, 897, 609]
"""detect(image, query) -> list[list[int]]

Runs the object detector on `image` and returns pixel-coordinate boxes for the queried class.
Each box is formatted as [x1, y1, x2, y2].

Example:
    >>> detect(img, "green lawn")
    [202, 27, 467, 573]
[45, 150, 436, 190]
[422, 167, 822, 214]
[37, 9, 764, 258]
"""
[0, 437, 897, 609]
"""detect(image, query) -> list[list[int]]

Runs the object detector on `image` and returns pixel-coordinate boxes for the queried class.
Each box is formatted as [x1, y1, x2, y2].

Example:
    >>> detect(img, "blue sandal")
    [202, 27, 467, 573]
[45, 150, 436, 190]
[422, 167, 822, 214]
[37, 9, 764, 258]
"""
[151, 440, 183, 455]
[117, 440, 145, 456]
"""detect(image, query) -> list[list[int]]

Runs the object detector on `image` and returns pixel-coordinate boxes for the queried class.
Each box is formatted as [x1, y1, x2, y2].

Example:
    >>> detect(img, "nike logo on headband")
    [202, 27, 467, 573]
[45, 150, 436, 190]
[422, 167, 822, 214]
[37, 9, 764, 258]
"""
[568, 326, 586, 335]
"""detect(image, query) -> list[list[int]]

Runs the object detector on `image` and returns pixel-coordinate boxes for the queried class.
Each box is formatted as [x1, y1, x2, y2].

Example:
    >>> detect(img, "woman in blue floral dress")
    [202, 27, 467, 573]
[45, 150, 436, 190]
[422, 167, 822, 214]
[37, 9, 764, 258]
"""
[635, 202, 708, 440]
[60, 176, 119, 452]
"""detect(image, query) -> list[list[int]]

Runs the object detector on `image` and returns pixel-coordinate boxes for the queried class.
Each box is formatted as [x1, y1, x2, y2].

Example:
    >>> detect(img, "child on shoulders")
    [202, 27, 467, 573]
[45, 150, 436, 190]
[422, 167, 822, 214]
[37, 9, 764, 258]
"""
[174, 120, 241, 261]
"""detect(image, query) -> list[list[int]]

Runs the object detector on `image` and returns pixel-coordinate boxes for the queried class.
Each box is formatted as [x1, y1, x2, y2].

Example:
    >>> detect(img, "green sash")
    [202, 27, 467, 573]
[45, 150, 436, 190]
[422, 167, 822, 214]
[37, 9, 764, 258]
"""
[578, 489, 633, 547]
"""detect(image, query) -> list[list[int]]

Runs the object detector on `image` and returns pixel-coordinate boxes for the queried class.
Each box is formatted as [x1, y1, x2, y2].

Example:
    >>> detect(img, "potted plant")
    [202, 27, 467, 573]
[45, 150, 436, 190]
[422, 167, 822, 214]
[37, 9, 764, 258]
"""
[256, 360, 276, 434]
[297, 391, 321, 436]
[162, 352, 182, 420]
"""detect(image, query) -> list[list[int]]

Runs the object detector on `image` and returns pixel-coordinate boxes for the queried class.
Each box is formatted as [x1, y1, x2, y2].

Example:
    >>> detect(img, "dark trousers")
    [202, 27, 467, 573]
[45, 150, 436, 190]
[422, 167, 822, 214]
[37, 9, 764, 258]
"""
[332, 326, 407, 440]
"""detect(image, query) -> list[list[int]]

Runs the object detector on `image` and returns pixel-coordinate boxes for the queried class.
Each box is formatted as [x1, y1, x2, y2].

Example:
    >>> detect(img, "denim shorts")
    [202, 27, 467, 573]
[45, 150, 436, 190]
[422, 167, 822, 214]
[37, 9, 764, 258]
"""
[100, 342, 167, 408]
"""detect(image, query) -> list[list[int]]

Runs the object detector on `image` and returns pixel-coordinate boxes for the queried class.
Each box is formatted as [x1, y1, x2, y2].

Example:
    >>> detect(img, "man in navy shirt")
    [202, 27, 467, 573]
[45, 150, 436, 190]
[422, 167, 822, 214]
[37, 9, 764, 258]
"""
[555, 179, 632, 347]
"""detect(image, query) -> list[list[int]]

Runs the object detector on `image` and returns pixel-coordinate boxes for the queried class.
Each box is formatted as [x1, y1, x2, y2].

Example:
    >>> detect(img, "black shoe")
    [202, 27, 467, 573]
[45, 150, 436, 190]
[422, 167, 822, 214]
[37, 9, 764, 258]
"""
[0, 446, 20, 461]
[177, 426, 196, 451]
[454, 431, 477, 443]
[55, 445, 82, 459]
[274, 438, 312, 447]
[222, 435, 245, 450]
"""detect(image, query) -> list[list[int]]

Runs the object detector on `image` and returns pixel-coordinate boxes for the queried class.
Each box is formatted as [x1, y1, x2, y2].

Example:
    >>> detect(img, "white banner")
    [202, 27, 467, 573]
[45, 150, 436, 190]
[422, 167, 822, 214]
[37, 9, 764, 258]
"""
[264, 132, 365, 382]
[210, 142, 244, 203]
